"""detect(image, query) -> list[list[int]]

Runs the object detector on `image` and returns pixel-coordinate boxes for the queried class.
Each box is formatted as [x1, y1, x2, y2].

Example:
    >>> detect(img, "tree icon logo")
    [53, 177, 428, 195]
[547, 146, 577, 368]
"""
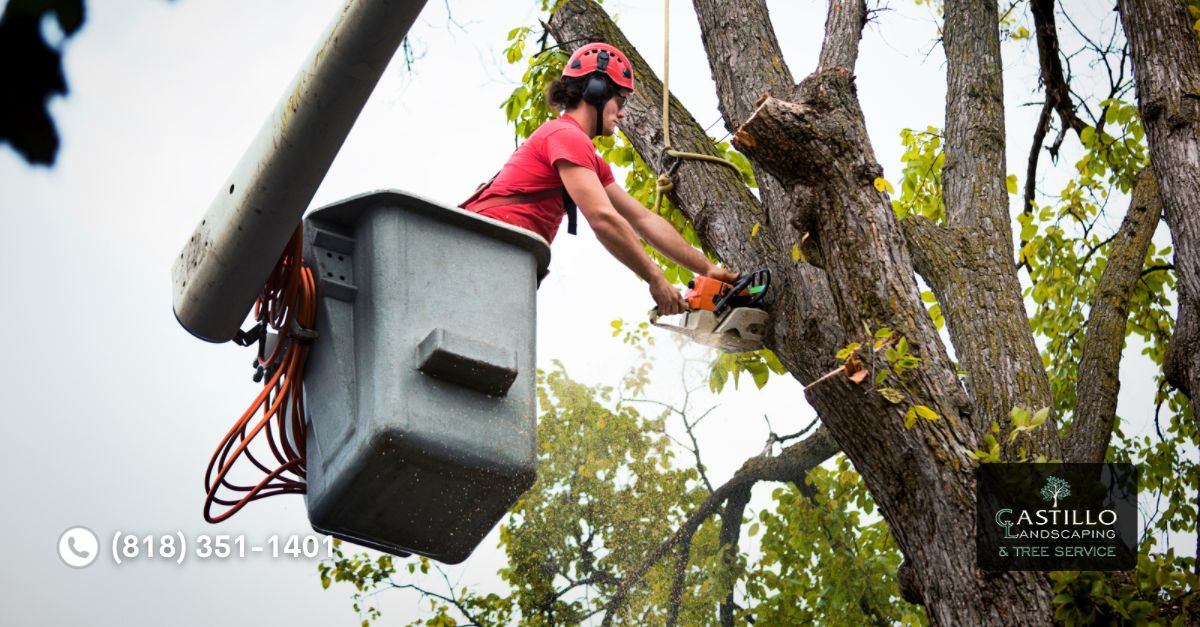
[1041, 476, 1071, 508]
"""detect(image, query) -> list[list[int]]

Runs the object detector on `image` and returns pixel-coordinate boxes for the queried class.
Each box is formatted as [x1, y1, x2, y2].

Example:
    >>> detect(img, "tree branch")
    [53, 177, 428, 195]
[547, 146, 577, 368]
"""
[733, 77, 966, 416]
[718, 486, 752, 627]
[388, 578, 484, 627]
[1018, 98, 1053, 276]
[1066, 169, 1162, 462]
[1031, 0, 1086, 135]
[665, 533, 694, 627]
[817, 0, 868, 74]
[625, 394, 719, 493]
[689, 0, 845, 335]
[595, 427, 839, 623]
[690, 0, 794, 131]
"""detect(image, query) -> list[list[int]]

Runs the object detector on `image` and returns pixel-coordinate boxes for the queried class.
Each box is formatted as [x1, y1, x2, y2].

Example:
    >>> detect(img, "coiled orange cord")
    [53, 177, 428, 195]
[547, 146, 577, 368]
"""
[203, 227, 316, 523]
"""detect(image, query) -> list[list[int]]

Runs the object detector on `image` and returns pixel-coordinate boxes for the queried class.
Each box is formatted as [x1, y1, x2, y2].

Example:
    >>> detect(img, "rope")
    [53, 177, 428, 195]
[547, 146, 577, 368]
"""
[663, 0, 671, 151]
[203, 226, 317, 523]
[653, 0, 742, 214]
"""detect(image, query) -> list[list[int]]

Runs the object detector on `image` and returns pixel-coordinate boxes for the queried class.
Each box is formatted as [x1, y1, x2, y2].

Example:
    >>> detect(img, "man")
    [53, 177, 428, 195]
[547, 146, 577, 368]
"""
[462, 42, 737, 315]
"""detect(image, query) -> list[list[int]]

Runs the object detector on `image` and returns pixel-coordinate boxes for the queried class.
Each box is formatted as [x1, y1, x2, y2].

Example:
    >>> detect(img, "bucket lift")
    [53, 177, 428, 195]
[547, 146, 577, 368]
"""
[172, 0, 548, 563]
[301, 191, 548, 562]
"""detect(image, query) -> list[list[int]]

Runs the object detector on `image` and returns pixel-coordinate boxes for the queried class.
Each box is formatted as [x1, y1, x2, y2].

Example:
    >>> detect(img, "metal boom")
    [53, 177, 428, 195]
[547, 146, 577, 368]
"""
[172, 0, 429, 342]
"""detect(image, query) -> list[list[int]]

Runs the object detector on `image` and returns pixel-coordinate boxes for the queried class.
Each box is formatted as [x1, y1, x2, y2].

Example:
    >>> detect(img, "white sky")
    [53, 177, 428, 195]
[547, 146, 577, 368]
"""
[0, 0, 1177, 625]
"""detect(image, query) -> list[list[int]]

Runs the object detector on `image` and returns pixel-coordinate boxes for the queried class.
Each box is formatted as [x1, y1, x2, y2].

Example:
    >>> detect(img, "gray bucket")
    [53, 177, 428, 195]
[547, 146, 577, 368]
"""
[301, 190, 550, 563]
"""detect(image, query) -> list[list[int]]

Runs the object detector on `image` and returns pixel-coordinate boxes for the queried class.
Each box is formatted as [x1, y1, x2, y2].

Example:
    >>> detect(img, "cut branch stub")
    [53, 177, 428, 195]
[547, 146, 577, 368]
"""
[733, 70, 868, 189]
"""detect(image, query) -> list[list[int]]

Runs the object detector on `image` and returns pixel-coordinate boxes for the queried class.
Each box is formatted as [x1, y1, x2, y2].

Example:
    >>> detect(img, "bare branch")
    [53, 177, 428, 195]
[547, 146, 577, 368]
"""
[1140, 264, 1175, 278]
[1018, 99, 1054, 277]
[387, 578, 484, 627]
[1031, 0, 1086, 134]
[625, 396, 720, 492]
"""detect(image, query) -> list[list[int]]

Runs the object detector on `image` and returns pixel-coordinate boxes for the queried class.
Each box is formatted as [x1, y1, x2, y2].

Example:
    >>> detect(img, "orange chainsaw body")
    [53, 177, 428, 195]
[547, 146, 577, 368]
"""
[685, 276, 750, 312]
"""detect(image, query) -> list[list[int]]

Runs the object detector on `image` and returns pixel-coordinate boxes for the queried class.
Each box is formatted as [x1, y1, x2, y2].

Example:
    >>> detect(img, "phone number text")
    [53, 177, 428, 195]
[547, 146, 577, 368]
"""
[110, 532, 334, 564]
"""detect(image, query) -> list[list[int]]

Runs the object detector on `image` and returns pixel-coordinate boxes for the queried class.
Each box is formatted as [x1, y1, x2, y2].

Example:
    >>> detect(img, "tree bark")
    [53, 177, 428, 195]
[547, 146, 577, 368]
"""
[1031, 0, 1085, 136]
[924, 0, 1060, 458]
[1066, 170, 1162, 462]
[733, 58, 1052, 627]
[1118, 0, 1200, 436]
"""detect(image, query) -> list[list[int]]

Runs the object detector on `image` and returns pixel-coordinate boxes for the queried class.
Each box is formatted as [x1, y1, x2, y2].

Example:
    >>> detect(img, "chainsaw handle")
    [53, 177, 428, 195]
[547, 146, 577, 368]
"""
[713, 268, 769, 316]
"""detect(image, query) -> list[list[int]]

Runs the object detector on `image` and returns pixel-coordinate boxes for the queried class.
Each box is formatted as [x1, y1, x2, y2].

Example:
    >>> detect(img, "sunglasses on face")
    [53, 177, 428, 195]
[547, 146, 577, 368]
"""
[615, 93, 629, 110]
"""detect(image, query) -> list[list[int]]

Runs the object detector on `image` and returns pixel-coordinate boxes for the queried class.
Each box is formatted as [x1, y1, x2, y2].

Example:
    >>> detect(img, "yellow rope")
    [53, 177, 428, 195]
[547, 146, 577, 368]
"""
[663, 0, 671, 151]
[653, 0, 741, 214]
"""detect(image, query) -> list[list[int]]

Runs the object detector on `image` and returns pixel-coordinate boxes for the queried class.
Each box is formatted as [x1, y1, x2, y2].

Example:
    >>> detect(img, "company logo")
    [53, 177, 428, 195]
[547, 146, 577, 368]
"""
[977, 463, 1136, 571]
[1041, 475, 1070, 507]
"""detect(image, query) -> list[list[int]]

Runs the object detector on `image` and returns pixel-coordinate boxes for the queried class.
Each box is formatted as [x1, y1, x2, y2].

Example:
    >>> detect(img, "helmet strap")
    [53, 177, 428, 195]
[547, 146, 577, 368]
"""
[592, 103, 604, 137]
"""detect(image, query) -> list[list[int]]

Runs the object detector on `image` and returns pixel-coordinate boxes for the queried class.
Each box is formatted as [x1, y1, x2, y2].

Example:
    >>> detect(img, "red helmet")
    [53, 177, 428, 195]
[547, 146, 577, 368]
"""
[563, 42, 634, 92]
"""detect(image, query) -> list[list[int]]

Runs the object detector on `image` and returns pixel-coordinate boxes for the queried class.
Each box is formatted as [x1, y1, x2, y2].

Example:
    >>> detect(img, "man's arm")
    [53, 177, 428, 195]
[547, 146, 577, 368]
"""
[606, 182, 738, 283]
[557, 162, 688, 314]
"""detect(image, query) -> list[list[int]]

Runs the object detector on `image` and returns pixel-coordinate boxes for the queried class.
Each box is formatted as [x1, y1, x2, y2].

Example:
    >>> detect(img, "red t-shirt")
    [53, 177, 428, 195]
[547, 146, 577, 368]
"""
[465, 115, 615, 243]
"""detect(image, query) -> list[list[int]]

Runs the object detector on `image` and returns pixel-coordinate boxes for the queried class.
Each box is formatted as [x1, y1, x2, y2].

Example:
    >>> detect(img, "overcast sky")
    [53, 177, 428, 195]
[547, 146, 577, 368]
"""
[0, 1, 1175, 625]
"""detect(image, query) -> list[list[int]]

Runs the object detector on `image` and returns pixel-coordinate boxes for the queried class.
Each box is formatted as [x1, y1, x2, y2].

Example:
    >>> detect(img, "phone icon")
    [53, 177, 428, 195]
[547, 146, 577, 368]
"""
[58, 527, 99, 568]
[68, 536, 91, 559]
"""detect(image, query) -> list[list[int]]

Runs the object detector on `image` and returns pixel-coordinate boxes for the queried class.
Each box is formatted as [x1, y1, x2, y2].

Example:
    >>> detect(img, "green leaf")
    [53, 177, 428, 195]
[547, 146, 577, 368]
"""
[1006, 174, 1018, 194]
[1080, 126, 1096, 147]
[914, 405, 940, 421]
[878, 387, 905, 404]
[1009, 406, 1031, 428]
[748, 361, 770, 389]
[904, 407, 918, 429]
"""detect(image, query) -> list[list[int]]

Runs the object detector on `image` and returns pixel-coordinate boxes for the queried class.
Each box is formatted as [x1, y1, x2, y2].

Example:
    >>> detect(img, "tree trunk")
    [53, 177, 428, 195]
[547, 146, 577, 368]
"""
[1119, 0, 1200, 455]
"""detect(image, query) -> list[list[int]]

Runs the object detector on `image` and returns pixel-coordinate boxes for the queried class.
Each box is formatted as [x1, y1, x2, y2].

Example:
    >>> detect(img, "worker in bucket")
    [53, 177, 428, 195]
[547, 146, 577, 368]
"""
[461, 42, 736, 315]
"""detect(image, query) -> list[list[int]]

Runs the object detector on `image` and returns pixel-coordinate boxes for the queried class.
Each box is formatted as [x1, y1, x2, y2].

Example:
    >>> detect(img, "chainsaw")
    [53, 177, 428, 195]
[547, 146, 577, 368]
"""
[650, 268, 770, 353]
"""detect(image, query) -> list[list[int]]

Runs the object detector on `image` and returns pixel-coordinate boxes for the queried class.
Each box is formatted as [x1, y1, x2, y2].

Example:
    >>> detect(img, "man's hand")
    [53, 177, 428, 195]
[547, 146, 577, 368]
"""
[704, 265, 740, 285]
[650, 276, 688, 315]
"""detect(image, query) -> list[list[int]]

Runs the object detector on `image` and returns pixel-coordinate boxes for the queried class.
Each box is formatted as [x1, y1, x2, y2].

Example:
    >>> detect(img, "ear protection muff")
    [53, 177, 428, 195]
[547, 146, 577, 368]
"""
[580, 50, 617, 136]
[582, 74, 616, 108]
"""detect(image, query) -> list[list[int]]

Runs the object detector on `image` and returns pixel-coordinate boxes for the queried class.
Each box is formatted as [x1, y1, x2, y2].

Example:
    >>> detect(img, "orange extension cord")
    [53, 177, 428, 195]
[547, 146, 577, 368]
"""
[203, 227, 316, 523]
